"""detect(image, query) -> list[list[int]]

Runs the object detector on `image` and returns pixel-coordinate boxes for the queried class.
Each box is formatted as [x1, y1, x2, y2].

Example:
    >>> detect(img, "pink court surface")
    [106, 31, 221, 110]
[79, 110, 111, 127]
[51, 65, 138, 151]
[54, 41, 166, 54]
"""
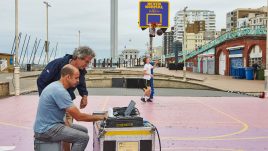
[0, 95, 268, 151]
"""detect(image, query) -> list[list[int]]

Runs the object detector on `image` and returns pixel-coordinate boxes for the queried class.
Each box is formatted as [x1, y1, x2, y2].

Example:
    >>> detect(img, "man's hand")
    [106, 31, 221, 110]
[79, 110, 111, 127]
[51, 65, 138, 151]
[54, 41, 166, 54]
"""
[80, 96, 88, 109]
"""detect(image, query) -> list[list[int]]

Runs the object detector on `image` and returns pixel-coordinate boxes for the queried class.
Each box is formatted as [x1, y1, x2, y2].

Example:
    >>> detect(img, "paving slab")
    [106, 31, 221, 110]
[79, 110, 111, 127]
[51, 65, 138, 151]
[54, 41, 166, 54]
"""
[0, 95, 268, 150]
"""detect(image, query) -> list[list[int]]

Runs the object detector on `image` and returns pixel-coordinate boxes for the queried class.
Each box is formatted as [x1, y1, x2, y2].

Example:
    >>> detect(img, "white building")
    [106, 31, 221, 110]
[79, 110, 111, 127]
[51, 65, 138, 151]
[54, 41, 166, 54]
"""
[152, 46, 163, 59]
[249, 14, 268, 28]
[174, 10, 216, 42]
[237, 18, 249, 29]
[185, 32, 210, 51]
[119, 49, 140, 62]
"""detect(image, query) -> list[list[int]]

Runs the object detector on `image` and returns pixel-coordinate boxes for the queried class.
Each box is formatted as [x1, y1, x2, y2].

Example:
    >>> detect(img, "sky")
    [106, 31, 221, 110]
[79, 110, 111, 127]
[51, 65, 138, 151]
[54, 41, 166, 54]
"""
[0, 0, 266, 63]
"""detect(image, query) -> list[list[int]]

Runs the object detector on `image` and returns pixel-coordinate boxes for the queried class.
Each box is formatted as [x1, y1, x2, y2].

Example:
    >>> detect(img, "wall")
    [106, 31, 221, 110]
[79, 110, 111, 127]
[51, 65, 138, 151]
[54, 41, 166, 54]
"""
[0, 82, 9, 97]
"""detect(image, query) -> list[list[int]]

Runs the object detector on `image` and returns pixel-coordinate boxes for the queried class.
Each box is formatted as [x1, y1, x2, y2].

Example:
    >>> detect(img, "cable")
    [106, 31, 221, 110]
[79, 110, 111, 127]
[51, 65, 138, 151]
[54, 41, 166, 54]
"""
[98, 120, 107, 139]
[154, 125, 161, 151]
[144, 121, 161, 151]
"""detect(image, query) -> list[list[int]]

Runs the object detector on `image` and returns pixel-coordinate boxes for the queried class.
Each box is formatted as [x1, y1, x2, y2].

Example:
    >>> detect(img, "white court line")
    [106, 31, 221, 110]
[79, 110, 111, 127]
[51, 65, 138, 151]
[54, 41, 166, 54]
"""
[0, 146, 16, 151]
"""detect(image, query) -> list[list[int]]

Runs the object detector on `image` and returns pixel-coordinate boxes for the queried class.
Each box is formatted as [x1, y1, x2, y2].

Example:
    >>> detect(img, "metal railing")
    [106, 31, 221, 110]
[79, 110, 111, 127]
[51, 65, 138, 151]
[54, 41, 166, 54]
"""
[165, 26, 267, 63]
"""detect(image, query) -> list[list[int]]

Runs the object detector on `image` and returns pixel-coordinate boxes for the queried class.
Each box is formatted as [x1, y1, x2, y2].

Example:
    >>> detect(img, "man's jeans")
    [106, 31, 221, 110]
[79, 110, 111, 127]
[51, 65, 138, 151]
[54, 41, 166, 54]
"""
[35, 123, 89, 151]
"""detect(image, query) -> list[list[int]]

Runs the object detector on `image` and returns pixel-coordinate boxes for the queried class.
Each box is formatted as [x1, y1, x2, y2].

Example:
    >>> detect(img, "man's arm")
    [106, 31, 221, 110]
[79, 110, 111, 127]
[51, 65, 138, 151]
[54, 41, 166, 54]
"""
[152, 60, 158, 69]
[66, 105, 106, 122]
[77, 71, 89, 108]
[77, 74, 88, 97]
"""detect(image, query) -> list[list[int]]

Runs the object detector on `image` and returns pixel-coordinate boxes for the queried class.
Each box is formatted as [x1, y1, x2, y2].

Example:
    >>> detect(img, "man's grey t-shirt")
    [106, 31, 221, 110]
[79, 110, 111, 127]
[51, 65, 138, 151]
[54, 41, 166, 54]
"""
[34, 81, 73, 133]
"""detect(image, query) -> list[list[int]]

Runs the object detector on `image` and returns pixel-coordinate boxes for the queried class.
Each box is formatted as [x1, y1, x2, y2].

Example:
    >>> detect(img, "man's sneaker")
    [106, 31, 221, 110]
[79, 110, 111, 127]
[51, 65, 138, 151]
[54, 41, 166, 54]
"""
[146, 98, 153, 102]
[141, 98, 146, 102]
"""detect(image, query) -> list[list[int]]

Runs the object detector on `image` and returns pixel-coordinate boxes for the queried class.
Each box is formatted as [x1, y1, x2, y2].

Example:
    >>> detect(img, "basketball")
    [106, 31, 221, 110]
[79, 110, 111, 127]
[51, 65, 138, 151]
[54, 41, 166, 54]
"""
[156, 29, 163, 36]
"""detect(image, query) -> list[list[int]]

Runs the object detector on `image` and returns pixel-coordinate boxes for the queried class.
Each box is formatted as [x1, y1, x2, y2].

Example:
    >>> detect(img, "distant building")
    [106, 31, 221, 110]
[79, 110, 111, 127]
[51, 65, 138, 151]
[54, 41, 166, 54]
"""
[237, 17, 249, 28]
[174, 10, 216, 42]
[214, 31, 223, 39]
[226, 6, 268, 31]
[249, 14, 268, 28]
[152, 46, 163, 59]
[185, 21, 215, 51]
[186, 21, 206, 34]
[120, 49, 139, 61]
[0, 53, 14, 71]
[162, 27, 175, 55]
[185, 32, 210, 51]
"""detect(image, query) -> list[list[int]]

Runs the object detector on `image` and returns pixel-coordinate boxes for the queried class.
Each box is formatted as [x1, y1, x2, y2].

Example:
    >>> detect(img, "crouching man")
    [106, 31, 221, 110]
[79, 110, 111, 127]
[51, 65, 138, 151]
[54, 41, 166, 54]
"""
[34, 64, 106, 151]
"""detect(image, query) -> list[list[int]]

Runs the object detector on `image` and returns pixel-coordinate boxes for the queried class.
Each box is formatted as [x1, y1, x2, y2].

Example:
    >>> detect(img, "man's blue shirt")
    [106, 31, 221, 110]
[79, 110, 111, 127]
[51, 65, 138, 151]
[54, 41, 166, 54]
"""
[34, 81, 73, 133]
[37, 54, 88, 100]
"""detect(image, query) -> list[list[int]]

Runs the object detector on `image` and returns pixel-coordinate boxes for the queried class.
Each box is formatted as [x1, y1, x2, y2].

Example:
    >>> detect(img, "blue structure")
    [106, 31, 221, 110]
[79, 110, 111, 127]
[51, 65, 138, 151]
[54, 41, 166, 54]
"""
[245, 67, 254, 80]
[150, 61, 155, 99]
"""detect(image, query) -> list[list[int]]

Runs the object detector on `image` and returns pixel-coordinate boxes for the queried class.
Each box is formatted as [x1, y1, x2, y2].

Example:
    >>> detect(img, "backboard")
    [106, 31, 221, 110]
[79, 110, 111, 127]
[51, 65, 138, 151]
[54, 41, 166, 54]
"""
[139, 0, 169, 29]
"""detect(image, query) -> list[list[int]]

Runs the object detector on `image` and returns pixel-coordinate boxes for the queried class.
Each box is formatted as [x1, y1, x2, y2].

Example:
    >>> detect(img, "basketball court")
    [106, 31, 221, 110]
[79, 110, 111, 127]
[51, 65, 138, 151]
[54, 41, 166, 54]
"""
[0, 95, 268, 150]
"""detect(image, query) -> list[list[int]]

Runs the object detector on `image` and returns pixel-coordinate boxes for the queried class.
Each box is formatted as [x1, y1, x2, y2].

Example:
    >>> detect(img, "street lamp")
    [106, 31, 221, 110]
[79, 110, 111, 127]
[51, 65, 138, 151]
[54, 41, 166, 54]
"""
[43, 1, 51, 65]
[14, 0, 20, 95]
[183, 6, 188, 81]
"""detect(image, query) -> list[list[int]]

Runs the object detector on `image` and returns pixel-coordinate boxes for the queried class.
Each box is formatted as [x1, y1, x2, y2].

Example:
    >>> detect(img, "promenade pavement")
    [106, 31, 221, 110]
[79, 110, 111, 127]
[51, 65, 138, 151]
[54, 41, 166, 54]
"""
[0, 67, 264, 95]
[121, 67, 264, 93]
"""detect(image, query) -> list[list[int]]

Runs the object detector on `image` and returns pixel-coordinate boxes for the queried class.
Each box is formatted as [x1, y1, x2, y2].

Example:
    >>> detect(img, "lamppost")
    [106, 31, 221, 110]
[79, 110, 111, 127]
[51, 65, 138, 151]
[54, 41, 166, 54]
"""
[14, 0, 20, 95]
[43, 1, 51, 65]
[265, 0, 268, 97]
[183, 6, 188, 81]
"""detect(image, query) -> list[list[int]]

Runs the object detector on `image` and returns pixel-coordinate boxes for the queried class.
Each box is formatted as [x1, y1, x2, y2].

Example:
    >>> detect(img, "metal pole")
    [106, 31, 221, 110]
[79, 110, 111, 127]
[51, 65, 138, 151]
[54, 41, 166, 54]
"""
[14, 0, 20, 95]
[12, 33, 21, 55]
[150, 37, 153, 58]
[21, 35, 31, 66]
[19, 34, 27, 65]
[37, 42, 45, 65]
[44, 1, 51, 65]
[29, 38, 37, 64]
[265, 0, 268, 97]
[32, 39, 41, 64]
[183, 6, 188, 81]
[111, 0, 118, 59]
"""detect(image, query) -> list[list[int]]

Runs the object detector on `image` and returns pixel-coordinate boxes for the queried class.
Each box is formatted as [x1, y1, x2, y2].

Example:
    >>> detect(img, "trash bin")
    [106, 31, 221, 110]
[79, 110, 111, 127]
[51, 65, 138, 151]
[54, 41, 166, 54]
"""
[26, 64, 31, 71]
[256, 69, 264, 80]
[245, 67, 254, 80]
[238, 67, 245, 79]
[232, 68, 239, 78]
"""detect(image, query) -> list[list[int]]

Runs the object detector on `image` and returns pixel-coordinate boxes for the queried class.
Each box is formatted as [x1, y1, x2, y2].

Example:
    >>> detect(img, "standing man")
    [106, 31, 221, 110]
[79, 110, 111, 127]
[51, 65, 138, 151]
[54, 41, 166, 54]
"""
[37, 46, 95, 109]
[37, 46, 95, 150]
[34, 64, 106, 151]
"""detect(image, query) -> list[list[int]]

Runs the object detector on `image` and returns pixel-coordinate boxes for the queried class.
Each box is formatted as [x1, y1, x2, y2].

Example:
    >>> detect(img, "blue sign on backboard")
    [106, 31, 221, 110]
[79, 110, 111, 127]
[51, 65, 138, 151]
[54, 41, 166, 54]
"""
[139, 0, 169, 28]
